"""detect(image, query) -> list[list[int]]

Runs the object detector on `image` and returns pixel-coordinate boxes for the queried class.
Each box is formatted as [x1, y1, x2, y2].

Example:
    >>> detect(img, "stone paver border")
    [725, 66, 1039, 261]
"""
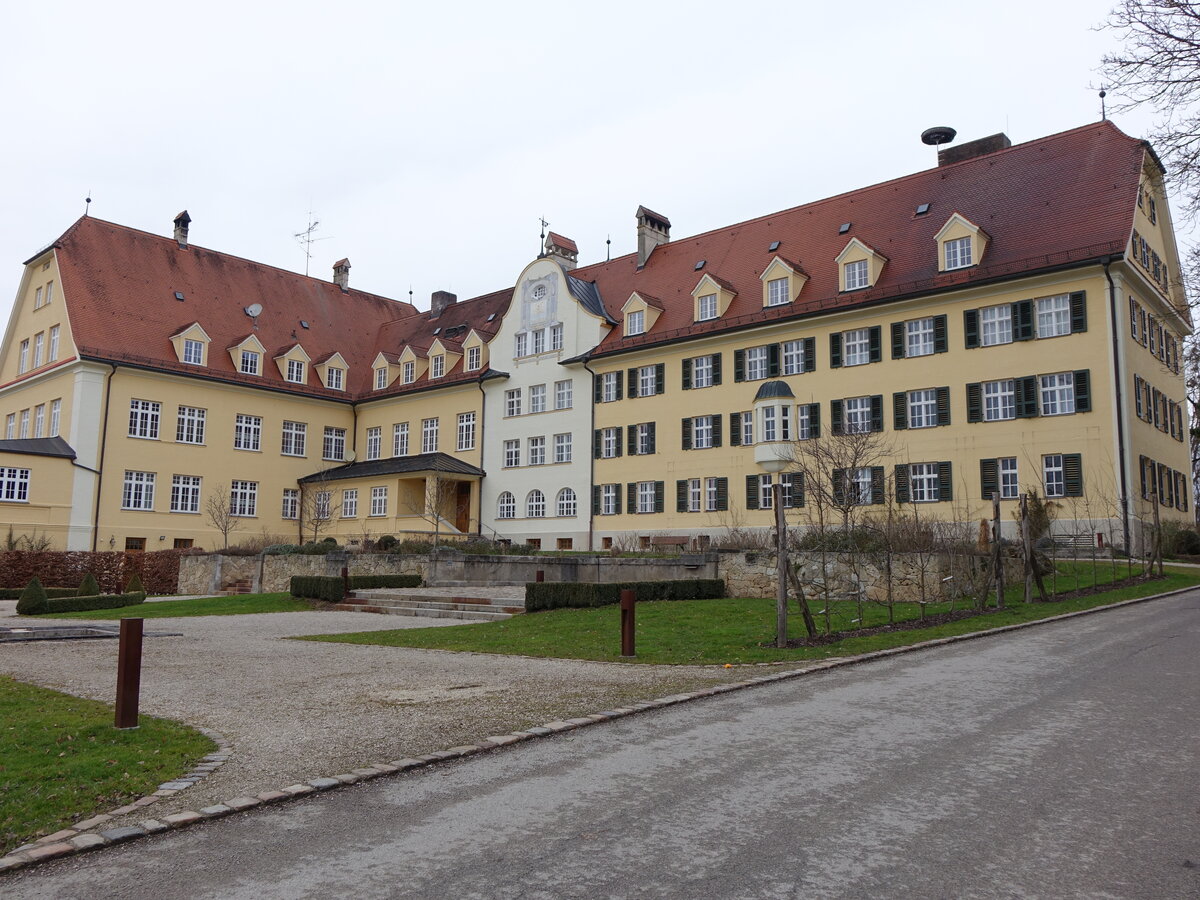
[1, 583, 1193, 876]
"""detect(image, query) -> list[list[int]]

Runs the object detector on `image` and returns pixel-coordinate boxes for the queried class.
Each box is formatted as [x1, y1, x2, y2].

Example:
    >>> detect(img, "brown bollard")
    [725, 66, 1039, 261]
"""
[620, 589, 635, 657]
[535, 570, 545, 583]
[115, 618, 144, 729]
[341, 566, 350, 600]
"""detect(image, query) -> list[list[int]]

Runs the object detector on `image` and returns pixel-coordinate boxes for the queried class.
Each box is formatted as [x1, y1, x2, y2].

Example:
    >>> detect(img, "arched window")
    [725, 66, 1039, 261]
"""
[526, 490, 545, 518]
[557, 487, 577, 517]
[497, 492, 515, 519]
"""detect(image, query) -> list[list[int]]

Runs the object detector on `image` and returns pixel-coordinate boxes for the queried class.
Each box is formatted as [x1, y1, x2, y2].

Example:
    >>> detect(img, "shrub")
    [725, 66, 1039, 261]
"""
[125, 573, 145, 594]
[298, 542, 336, 555]
[396, 539, 435, 554]
[42, 592, 146, 614]
[263, 544, 303, 555]
[376, 535, 398, 552]
[77, 573, 100, 597]
[1165, 523, 1200, 556]
[1, 586, 76, 600]
[289, 576, 346, 602]
[321, 537, 338, 545]
[16, 577, 49, 615]
[525, 579, 725, 613]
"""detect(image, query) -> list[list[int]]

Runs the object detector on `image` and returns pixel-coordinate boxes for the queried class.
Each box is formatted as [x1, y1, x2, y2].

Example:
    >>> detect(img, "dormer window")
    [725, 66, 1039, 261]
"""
[935, 213, 988, 272]
[241, 350, 260, 375]
[698, 294, 717, 321]
[466, 346, 481, 371]
[326, 367, 344, 390]
[375, 367, 389, 390]
[286, 359, 306, 383]
[944, 236, 972, 270]
[844, 260, 869, 291]
[431, 354, 445, 378]
[183, 339, 204, 365]
[767, 278, 789, 306]
[403, 361, 415, 384]
[627, 310, 645, 336]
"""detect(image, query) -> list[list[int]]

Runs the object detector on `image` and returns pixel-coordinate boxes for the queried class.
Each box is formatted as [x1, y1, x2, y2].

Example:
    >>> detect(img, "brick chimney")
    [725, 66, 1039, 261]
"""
[636, 206, 670, 268]
[332, 258, 351, 292]
[544, 232, 579, 271]
[173, 210, 191, 249]
[431, 290, 457, 319]
[938, 133, 1011, 167]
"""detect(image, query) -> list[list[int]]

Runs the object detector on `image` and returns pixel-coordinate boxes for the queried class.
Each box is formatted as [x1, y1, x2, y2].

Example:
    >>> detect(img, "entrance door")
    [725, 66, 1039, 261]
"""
[455, 482, 471, 533]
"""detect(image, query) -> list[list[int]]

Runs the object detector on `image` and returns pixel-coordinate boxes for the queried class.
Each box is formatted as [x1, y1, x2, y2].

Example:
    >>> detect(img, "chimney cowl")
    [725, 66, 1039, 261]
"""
[173, 210, 191, 249]
[332, 258, 351, 292]
[431, 290, 457, 319]
[636, 205, 670, 268]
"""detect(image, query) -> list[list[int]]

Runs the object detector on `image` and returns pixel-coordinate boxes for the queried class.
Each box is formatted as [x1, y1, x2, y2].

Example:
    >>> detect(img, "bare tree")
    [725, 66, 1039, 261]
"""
[205, 483, 241, 550]
[299, 484, 337, 543]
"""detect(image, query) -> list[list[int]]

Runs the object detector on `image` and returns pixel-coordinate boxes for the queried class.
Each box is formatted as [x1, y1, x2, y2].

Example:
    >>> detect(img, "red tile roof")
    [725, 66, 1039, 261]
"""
[575, 121, 1147, 357]
[546, 232, 578, 253]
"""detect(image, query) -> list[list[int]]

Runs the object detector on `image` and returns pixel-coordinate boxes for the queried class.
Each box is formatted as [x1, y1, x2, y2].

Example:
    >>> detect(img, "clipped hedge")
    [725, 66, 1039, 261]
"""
[289, 574, 422, 602]
[0, 586, 77, 600]
[349, 575, 422, 590]
[16, 578, 49, 615]
[525, 579, 726, 613]
[26, 591, 148, 615]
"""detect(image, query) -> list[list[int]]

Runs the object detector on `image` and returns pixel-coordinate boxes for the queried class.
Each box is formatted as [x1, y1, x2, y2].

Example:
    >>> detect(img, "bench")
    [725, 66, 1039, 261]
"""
[1052, 534, 1098, 552]
[648, 536, 691, 552]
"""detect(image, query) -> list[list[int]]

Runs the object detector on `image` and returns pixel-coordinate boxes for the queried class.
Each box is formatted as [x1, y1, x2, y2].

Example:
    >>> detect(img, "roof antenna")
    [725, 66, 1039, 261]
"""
[84, 191, 91, 217]
[1100, 87, 1108, 121]
[921, 126, 958, 164]
[606, 234, 611, 262]
[538, 217, 548, 257]
[293, 210, 332, 277]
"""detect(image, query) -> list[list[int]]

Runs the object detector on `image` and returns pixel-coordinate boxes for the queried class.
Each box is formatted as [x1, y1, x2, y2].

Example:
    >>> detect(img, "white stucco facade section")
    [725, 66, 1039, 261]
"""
[66, 363, 108, 550]
[481, 258, 610, 549]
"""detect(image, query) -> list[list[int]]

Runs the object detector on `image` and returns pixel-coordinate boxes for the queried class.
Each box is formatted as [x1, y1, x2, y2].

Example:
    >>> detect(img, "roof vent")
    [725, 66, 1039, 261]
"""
[173, 210, 191, 249]
[838, 223, 851, 235]
[768, 241, 780, 252]
[332, 258, 350, 292]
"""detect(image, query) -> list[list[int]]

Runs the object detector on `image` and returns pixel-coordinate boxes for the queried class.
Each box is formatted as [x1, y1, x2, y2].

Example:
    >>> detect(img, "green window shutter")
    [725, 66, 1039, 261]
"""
[980, 458, 998, 500]
[1073, 369, 1091, 413]
[730, 412, 742, 446]
[767, 343, 781, 377]
[745, 474, 759, 510]
[871, 467, 884, 505]
[829, 333, 843, 368]
[681, 417, 692, 450]
[712, 353, 723, 385]
[593, 429, 602, 459]
[1134, 375, 1143, 419]
[654, 481, 664, 513]
[936, 386, 951, 426]
[627, 482, 636, 512]
[1139, 455, 1148, 499]
[964, 309, 980, 348]
[831, 399, 844, 435]
[808, 403, 821, 438]
[891, 322, 905, 359]
[933, 315, 948, 353]
[1063, 454, 1083, 497]
[893, 391, 908, 430]
[593, 375, 603, 403]
[676, 480, 688, 512]
[592, 485, 601, 514]
[869, 326, 882, 363]
[793, 472, 805, 508]
[1016, 375, 1039, 418]
[1069, 290, 1087, 333]
[894, 465, 910, 503]
[614, 487, 622, 515]
[1014, 300, 1034, 341]
[803, 337, 816, 372]
[627, 368, 639, 399]
[655, 363, 665, 395]
[712, 414, 723, 447]
[647, 423, 656, 453]
[615, 430, 623, 457]
[627, 425, 637, 456]
[682, 358, 693, 390]
[966, 383, 982, 422]
[716, 477, 729, 511]
[937, 461, 953, 501]
[832, 469, 846, 506]
[734, 349, 746, 382]
[615, 371, 624, 401]
[870, 395, 884, 432]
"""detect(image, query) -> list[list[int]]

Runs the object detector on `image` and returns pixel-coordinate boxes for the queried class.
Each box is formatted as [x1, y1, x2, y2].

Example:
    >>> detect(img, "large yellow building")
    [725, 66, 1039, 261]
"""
[0, 122, 1191, 552]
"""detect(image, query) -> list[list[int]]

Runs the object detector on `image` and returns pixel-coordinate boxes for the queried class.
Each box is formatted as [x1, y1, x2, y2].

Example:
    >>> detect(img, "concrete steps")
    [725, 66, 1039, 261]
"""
[216, 579, 254, 596]
[336, 588, 526, 622]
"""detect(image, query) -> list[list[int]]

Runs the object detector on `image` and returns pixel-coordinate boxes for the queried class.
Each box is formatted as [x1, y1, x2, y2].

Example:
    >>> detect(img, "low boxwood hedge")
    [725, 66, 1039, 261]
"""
[524, 579, 725, 612]
[289, 574, 422, 602]
[1, 586, 78, 600]
[33, 592, 147, 615]
[348, 575, 422, 590]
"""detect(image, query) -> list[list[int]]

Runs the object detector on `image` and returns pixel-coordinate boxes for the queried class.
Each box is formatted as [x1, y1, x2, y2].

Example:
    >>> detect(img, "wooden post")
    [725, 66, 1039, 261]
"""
[114, 618, 144, 729]
[992, 493, 1005, 609]
[619, 589, 635, 657]
[1021, 494, 1033, 604]
[774, 481, 788, 649]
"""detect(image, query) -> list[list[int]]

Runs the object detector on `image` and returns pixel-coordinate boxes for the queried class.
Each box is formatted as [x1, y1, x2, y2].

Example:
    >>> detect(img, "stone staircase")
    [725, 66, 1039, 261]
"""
[217, 578, 254, 595]
[334, 585, 526, 622]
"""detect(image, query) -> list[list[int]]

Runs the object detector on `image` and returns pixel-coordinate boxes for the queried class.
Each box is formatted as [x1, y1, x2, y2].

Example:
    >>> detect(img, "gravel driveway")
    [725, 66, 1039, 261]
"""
[0, 603, 754, 827]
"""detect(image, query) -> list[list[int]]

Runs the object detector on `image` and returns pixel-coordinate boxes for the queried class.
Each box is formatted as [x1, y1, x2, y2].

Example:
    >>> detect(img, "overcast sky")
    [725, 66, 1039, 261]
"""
[0, 1, 1175, 322]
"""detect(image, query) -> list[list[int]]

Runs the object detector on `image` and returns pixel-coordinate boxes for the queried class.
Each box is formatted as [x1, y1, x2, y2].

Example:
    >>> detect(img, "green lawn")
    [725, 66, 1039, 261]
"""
[41, 593, 309, 620]
[299, 565, 1200, 665]
[0, 676, 214, 854]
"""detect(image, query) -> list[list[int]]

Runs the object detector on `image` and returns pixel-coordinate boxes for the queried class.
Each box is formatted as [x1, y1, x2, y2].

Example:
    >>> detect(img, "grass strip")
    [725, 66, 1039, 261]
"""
[0, 676, 213, 854]
[39, 593, 309, 620]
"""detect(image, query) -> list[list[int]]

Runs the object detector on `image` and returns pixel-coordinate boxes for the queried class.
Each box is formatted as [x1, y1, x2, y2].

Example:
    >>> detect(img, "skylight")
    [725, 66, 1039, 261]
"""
[768, 241, 780, 252]
[695, 260, 706, 271]
[173, 291, 185, 301]
[838, 223, 851, 234]
[915, 203, 931, 216]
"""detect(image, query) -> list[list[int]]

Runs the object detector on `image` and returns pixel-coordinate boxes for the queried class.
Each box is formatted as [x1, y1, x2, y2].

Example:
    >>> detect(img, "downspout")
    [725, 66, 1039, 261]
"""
[582, 356, 597, 552]
[90, 364, 117, 551]
[476, 377, 487, 537]
[1104, 258, 1132, 552]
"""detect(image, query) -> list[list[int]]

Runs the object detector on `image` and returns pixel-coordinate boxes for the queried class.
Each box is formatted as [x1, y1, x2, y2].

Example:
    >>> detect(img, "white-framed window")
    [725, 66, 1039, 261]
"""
[19, 410, 29, 439]
[638, 366, 656, 396]
[326, 367, 343, 390]
[601, 427, 620, 459]
[981, 305, 1012, 346]
[601, 372, 619, 402]
[122, 471, 155, 510]
[229, 414, 260, 452]
[844, 328, 870, 366]
[637, 481, 655, 513]
[366, 426, 382, 460]
[393, 423, 409, 457]
[555, 380, 573, 409]
[529, 436, 546, 466]
[796, 404, 812, 441]
[183, 339, 204, 365]
[286, 359, 305, 383]
[504, 439, 520, 468]
[706, 477, 721, 512]
[852, 467, 873, 505]
[279, 420, 306, 456]
[33, 286, 43, 309]
[431, 354, 445, 378]
[370, 487, 388, 517]
[18, 340, 29, 373]
[741, 410, 754, 446]
[342, 489, 358, 518]
[505, 389, 522, 417]
[466, 346, 481, 371]
[635, 422, 654, 455]
[601, 483, 619, 515]
[457, 412, 475, 451]
[944, 236, 972, 269]
[906, 318, 934, 357]
[313, 491, 332, 520]
[557, 488, 577, 517]
[526, 490, 546, 518]
[761, 406, 778, 442]
[530, 384, 547, 413]
[759, 474, 774, 510]
[44, 281, 53, 305]
[910, 463, 939, 502]
[999, 457, 1018, 500]
[403, 361, 415, 384]
[32, 333, 43, 368]
[767, 277, 789, 306]
[746, 346, 769, 380]
[240, 349, 260, 375]
[693, 355, 714, 387]
[128, 399, 161, 439]
[693, 416, 714, 449]
[1036, 295, 1071, 338]
[497, 492, 516, 519]
[49, 326, 60, 362]
[983, 380, 1015, 421]
[1043, 455, 1065, 498]
[177, 406, 206, 445]
[421, 418, 439, 453]
[230, 480, 258, 517]
[33, 405, 44, 438]
[323, 426, 346, 460]
[844, 396, 871, 434]
[782, 341, 806, 375]
[0, 467, 30, 502]
[532, 329, 546, 355]
[167, 475, 200, 514]
[554, 433, 572, 463]
[515, 333, 529, 358]
[908, 389, 938, 429]
[282, 489, 299, 520]
[627, 309, 645, 335]
[5, 414, 15, 439]
[687, 478, 702, 512]
[49, 399, 60, 437]
[697, 293, 718, 321]
[375, 367, 389, 390]
[1040, 373, 1075, 416]
[844, 259, 869, 291]
[550, 324, 563, 351]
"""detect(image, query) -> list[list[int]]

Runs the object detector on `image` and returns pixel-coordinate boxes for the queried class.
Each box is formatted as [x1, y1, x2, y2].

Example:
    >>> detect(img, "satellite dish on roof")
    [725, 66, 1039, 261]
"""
[245, 303, 263, 318]
[921, 126, 957, 147]
[343, 450, 356, 462]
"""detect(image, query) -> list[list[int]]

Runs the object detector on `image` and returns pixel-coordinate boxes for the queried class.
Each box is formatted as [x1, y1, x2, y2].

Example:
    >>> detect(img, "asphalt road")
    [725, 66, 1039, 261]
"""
[8, 593, 1200, 899]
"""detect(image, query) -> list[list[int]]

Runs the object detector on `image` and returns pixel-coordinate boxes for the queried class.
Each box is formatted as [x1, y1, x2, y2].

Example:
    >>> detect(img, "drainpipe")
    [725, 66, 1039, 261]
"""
[1104, 258, 1132, 552]
[476, 377, 487, 537]
[90, 364, 117, 551]
[582, 356, 598, 552]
